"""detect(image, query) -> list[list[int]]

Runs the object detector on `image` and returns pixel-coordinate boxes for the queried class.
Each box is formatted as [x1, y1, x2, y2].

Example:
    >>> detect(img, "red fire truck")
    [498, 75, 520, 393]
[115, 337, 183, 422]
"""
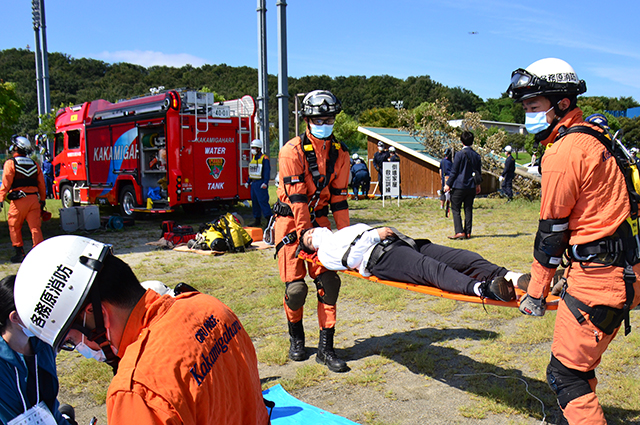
[52, 90, 256, 217]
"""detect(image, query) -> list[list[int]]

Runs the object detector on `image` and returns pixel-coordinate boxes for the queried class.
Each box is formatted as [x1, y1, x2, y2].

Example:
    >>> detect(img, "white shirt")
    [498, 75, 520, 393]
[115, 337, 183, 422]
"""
[315, 223, 381, 277]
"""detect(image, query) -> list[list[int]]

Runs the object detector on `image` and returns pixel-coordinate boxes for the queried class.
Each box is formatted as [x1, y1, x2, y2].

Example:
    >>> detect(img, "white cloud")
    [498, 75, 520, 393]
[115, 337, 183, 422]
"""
[590, 66, 640, 90]
[96, 50, 207, 68]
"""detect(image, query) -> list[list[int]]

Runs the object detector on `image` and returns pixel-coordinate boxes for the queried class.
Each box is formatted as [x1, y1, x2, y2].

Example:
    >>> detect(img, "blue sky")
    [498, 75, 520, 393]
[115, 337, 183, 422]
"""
[2, 0, 639, 103]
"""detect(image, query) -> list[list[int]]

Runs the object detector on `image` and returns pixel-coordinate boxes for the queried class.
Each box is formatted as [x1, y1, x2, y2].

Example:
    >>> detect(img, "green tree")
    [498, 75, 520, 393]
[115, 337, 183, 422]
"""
[358, 107, 400, 128]
[333, 111, 365, 152]
[619, 116, 640, 147]
[200, 86, 226, 102]
[0, 81, 24, 148]
[478, 94, 524, 123]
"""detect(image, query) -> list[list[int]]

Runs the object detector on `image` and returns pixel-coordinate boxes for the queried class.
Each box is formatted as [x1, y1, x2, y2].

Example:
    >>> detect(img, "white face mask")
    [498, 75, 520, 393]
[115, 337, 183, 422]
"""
[19, 323, 35, 338]
[75, 310, 108, 362]
[75, 337, 107, 362]
[525, 106, 554, 134]
[250, 148, 257, 155]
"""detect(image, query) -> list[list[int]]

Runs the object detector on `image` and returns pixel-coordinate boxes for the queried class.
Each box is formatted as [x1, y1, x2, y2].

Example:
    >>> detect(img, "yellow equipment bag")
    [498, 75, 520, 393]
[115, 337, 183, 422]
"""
[200, 213, 253, 252]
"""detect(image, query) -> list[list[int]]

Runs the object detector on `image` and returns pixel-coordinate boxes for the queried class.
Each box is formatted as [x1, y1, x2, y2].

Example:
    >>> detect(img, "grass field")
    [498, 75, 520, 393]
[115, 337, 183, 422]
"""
[1, 195, 638, 424]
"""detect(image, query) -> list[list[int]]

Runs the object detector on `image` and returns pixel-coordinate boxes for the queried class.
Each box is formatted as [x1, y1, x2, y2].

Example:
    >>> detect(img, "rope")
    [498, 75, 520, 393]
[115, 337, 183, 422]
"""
[453, 372, 547, 425]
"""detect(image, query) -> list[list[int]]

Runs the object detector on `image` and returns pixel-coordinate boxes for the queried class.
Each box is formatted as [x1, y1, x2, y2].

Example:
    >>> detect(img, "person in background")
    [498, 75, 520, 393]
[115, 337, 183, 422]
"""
[439, 148, 453, 217]
[373, 141, 389, 195]
[0, 275, 74, 425]
[350, 154, 370, 200]
[0, 136, 47, 263]
[508, 57, 640, 425]
[13, 236, 270, 425]
[245, 139, 271, 228]
[444, 131, 482, 240]
[42, 153, 54, 199]
[500, 145, 515, 202]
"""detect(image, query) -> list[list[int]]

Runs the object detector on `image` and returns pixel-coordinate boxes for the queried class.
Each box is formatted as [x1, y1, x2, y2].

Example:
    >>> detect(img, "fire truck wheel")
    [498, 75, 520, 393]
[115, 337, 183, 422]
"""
[60, 185, 77, 209]
[119, 185, 138, 218]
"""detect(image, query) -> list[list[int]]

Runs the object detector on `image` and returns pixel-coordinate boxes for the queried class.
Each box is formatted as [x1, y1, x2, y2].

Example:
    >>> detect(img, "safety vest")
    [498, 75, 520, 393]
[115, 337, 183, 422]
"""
[249, 155, 266, 180]
[10, 156, 39, 189]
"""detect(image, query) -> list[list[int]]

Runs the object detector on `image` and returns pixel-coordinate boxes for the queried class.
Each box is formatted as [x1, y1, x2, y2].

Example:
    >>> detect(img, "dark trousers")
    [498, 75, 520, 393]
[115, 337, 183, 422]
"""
[450, 188, 476, 235]
[353, 173, 370, 197]
[250, 181, 271, 219]
[368, 240, 507, 295]
[501, 177, 513, 199]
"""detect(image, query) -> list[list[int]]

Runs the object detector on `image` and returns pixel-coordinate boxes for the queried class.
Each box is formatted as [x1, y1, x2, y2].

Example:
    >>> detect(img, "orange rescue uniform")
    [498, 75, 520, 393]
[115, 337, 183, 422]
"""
[528, 108, 640, 424]
[275, 130, 351, 326]
[107, 289, 269, 425]
[0, 153, 46, 248]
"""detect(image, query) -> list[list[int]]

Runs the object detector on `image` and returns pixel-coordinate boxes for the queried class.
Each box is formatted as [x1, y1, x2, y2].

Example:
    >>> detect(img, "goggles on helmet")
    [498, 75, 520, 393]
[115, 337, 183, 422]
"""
[302, 90, 342, 117]
[508, 68, 586, 102]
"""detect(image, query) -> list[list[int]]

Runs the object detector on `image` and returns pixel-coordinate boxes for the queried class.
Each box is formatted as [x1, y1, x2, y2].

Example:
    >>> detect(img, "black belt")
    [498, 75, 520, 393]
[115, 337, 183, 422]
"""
[7, 190, 38, 201]
[366, 228, 417, 272]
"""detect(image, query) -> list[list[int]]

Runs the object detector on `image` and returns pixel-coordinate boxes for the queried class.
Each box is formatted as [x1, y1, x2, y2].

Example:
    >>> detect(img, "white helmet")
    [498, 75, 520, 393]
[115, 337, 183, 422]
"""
[504, 145, 512, 153]
[14, 235, 112, 351]
[352, 153, 359, 160]
[10, 135, 33, 154]
[250, 139, 263, 150]
[508, 58, 586, 102]
[389, 146, 396, 152]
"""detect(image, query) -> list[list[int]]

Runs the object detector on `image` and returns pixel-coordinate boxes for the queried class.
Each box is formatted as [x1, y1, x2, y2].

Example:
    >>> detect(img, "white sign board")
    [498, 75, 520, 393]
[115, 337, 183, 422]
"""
[382, 162, 400, 197]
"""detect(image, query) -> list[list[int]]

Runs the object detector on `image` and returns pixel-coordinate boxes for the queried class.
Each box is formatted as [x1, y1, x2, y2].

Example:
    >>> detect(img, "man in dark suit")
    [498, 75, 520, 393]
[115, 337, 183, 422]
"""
[444, 131, 482, 239]
[500, 145, 516, 201]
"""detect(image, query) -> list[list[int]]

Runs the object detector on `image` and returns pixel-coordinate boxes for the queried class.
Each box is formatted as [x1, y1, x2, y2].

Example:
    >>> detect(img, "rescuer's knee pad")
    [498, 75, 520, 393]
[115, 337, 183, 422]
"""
[314, 271, 341, 305]
[547, 355, 595, 409]
[285, 280, 308, 310]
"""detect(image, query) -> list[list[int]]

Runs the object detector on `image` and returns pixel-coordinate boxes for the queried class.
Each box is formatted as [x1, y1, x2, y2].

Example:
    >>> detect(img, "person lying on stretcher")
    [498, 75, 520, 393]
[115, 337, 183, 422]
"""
[298, 223, 526, 302]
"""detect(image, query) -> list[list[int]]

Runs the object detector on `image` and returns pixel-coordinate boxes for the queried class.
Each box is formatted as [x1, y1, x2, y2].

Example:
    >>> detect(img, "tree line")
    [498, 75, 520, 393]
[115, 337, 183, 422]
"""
[1, 47, 639, 153]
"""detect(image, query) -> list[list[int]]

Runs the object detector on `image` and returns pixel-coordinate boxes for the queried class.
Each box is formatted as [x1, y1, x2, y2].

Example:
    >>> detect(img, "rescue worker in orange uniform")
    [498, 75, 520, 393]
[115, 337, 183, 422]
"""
[273, 90, 351, 372]
[13, 235, 270, 425]
[0, 136, 46, 263]
[508, 58, 640, 425]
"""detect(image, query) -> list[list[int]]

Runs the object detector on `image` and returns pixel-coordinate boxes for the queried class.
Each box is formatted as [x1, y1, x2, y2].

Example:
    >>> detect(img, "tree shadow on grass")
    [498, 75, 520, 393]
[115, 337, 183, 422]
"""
[343, 327, 640, 425]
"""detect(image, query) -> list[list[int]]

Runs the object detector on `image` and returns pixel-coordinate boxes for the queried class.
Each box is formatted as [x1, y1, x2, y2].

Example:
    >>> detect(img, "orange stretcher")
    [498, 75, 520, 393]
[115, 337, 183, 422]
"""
[299, 252, 560, 310]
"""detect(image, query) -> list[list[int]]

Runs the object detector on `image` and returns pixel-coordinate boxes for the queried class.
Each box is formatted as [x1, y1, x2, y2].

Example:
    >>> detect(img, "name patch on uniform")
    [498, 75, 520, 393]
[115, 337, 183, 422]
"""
[189, 317, 243, 386]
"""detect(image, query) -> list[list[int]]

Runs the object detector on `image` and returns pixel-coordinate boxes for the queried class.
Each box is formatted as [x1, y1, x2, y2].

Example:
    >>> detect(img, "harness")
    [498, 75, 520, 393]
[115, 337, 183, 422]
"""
[557, 125, 639, 336]
[365, 228, 418, 272]
[274, 134, 347, 257]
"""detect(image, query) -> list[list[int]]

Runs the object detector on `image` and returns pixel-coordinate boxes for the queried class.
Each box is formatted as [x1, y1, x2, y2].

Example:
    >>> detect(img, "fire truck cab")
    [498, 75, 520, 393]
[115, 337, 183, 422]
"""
[53, 90, 255, 217]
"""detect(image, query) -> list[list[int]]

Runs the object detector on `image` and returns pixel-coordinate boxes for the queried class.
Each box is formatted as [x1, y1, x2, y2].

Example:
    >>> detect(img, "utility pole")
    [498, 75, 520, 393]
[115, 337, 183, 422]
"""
[32, 0, 52, 155]
[32, 0, 44, 122]
[276, 0, 289, 151]
[256, 0, 269, 153]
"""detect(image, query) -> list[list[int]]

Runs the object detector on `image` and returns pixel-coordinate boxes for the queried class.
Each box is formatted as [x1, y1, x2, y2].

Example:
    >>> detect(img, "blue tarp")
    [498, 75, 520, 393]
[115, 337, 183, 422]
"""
[262, 384, 359, 425]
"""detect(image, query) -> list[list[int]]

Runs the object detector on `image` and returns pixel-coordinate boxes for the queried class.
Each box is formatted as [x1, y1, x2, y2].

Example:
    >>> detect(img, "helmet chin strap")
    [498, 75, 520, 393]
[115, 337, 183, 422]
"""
[533, 117, 560, 149]
[76, 253, 120, 374]
[87, 288, 120, 374]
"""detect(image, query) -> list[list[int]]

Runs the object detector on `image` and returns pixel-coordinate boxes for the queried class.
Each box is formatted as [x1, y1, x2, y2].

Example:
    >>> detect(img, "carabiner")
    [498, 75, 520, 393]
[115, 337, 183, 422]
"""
[571, 245, 596, 262]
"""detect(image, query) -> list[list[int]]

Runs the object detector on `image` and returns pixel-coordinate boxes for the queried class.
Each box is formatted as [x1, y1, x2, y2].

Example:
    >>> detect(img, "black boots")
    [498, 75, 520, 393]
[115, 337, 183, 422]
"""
[250, 218, 261, 227]
[479, 276, 516, 302]
[288, 321, 307, 361]
[316, 327, 348, 372]
[10, 246, 25, 264]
